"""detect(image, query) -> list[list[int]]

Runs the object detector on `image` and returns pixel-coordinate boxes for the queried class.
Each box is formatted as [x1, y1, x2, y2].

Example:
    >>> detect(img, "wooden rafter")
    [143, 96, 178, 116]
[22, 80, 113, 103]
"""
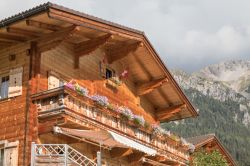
[156, 104, 186, 122]
[74, 34, 112, 68]
[106, 42, 142, 64]
[128, 152, 144, 164]
[0, 33, 28, 42]
[6, 27, 41, 38]
[37, 40, 63, 53]
[75, 34, 112, 57]
[26, 19, 62, 31]
[35, 25, 79, 43]
[110, 148, 133, 158]
[136, 77, 168, 96]
[0, 41, 15, 46]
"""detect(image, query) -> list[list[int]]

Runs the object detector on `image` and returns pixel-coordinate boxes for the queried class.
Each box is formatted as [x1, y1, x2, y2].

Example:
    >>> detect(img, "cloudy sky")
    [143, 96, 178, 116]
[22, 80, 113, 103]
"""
[1, 0, 250, 72]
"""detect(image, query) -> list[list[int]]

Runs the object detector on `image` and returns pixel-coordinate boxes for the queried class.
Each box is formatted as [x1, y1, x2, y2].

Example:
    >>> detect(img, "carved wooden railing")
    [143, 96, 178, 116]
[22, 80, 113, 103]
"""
[31, 86, 190, 162]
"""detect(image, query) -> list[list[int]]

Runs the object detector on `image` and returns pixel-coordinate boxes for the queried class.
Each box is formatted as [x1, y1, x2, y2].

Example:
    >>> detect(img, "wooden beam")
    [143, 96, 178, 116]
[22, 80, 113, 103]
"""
[128, 152, 144, 164]
[30, 42, 41, 77]
[106, 42, 142, 64]
[37, 40, 63, 53]
[6, 27, 41, 38]
[0, 41, 15, 46]
[74, 54, 80, 69]
[110, 148, 133, 158]
[0, 33, 27, 42]
[156, 104, 186, 122]
[136, 77, 168, 96]
[35, 26, 79, 53]
[75, 34, 112, 57]
[74, 34, 112, 68]
[35, 25, 79, 43]
[26, 20, 62, 31]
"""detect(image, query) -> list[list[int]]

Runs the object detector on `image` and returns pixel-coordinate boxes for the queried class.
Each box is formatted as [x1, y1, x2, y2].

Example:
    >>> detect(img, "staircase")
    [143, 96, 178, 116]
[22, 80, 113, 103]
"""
[31, 143, 97, 166]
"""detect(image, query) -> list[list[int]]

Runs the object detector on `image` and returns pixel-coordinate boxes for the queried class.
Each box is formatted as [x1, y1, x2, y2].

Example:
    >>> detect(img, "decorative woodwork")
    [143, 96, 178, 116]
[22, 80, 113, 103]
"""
[136, 77, 168, 96]
[105, 42, 142, 64]
[74, 34, 112, 68]
[156, 104, 186, 122]
[31, 86, 189, 162]
[128, 152, 144, 163]
[0, 33, 27, 42]
[35, 25, 79, 43]
[6, 27, 41, 38]
[26, 20, 62, 31]
[110, 148, 133, 158]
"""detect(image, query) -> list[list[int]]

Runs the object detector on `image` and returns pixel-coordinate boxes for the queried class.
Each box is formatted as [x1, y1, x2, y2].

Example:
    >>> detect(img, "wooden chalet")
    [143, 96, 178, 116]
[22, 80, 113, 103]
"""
[0, 3, 198, 166]
[187, 134, 237, 166]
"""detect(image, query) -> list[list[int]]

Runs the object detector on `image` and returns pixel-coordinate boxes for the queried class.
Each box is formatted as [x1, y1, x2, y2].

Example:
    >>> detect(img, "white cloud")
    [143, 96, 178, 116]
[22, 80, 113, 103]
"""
[1, 0, 250, 72]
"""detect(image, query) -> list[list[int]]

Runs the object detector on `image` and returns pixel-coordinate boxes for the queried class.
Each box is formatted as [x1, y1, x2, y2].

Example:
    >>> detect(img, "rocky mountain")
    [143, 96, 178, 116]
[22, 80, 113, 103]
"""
[163, 60, 250, 166]
[172, 60, 250, 127]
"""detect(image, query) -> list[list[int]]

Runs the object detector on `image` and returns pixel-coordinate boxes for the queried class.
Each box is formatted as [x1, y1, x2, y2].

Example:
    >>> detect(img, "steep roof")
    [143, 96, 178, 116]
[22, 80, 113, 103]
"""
[0, 2, 198, 122]
[0, 2, 143, 34]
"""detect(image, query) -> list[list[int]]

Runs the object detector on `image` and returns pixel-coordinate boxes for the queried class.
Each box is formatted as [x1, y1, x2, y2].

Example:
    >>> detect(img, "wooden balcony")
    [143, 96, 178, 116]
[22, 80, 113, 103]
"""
[31, 86, 190, 163]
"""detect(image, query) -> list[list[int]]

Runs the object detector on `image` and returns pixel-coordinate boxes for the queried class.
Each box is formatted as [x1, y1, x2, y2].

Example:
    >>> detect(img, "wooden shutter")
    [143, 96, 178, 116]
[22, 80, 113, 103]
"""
[4, 141, 19, 166]
[8, 67, 23, 98]
[48, 75, 60, 90]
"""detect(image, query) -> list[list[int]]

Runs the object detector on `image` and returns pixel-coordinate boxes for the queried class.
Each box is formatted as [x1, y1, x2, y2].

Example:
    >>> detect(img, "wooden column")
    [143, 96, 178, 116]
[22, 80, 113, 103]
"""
[30, 42, 41, 94]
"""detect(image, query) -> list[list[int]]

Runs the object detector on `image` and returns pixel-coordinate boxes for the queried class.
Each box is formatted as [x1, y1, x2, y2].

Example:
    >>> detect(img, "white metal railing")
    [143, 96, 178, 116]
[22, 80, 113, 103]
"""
[30, 142, 97, 166]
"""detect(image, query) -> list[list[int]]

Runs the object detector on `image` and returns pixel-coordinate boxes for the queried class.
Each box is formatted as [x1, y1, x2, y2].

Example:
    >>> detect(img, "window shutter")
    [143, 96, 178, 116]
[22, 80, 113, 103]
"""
[48, 75, 60, 89]
[4, 141, 19, 166]
[8, 67, 23, 98]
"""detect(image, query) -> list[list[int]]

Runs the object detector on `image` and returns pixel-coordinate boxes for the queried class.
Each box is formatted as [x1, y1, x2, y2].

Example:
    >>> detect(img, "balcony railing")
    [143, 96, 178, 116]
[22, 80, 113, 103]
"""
[30, 142, 97, 166]
[31, 86, 190, 162]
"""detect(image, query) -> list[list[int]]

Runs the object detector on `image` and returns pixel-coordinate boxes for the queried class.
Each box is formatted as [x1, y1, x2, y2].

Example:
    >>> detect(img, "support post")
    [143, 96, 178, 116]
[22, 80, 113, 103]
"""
[65, 144, 68, 166]
[97, 151, 102, 166]
[30, 142, 35, 166]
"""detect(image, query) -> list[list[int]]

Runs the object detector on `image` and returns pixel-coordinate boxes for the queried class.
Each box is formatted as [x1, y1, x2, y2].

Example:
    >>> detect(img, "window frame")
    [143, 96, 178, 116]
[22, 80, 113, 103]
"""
[0, 73, 10, 100]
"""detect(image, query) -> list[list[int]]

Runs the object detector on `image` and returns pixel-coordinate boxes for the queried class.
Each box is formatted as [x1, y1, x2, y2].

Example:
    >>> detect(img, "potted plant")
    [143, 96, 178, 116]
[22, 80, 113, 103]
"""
[118, 107, 134, 121]
[106, 76, 122, 88]
[110, 76, 122, 86]
[144, 121, 152, 131]
[91, 95, 109, 108]
[74, 83, 89, 97]
[133, 115, 145, 127]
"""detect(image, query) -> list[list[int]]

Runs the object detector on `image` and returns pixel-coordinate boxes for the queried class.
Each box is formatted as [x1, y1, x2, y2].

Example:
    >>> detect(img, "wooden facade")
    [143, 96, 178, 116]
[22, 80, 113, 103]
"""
[0, 3, 199, 166]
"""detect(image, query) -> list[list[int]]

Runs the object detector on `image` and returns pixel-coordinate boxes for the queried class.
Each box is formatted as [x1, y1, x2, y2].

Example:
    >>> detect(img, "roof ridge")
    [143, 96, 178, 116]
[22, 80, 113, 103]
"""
[0, 2, 144, 35]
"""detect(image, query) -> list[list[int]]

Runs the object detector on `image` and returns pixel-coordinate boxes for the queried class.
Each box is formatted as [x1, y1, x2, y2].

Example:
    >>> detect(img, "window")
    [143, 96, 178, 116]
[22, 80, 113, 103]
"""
[100, 61, 116, 79]
[0, 76, 9, 99]
[105, 68, 114, 79]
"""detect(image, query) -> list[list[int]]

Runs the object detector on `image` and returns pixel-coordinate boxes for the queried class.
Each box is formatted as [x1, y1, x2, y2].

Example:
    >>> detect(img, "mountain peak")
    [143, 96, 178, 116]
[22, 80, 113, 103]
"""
[172, 59, 250, 102]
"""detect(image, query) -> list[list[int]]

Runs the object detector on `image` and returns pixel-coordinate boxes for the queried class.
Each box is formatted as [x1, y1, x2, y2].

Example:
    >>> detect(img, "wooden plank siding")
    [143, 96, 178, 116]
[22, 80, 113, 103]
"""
[39, 42, 157, 123]
[0, 43, 32, 166]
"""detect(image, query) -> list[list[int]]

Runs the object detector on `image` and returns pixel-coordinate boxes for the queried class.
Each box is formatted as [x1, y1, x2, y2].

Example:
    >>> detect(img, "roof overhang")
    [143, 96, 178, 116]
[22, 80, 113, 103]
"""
[0, 2, 198, 122]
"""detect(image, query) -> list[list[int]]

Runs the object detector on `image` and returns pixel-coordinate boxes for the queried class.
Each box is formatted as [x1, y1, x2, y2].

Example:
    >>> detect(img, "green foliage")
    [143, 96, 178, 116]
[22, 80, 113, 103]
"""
[162, 88, 250, 166]
[192, 150, 228, 166]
